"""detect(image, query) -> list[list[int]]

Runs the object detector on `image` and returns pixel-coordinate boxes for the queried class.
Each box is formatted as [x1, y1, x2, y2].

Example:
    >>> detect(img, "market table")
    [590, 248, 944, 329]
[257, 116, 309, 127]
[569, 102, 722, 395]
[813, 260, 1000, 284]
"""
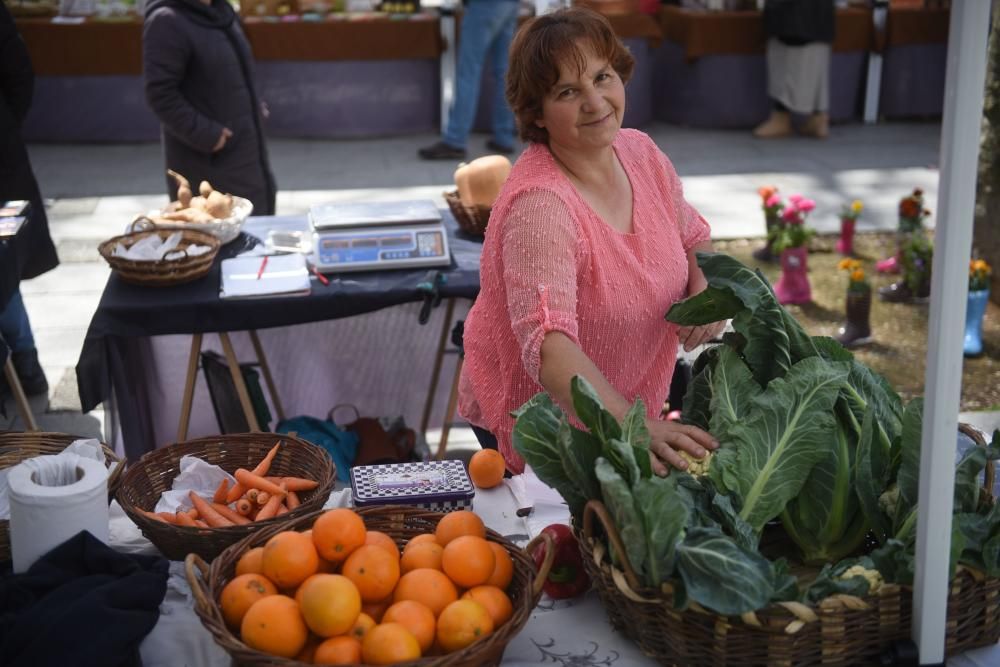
[75, 211, 482, 461]
[878, 6, 949, 119]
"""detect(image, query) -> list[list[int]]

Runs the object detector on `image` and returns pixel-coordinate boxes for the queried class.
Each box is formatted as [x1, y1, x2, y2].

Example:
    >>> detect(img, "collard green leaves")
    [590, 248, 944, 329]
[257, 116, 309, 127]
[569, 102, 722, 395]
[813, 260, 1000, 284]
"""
[675, 527, 775, 615]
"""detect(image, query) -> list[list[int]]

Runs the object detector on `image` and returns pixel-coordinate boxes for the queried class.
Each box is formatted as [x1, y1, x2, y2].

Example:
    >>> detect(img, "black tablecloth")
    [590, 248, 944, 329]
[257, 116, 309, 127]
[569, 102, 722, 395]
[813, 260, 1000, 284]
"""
[76, 212, 482, 449]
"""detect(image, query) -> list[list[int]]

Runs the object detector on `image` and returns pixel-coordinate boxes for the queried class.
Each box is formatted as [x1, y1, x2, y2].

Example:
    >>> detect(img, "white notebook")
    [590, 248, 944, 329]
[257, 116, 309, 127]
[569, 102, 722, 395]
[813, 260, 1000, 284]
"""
[220, 253, 311, 299]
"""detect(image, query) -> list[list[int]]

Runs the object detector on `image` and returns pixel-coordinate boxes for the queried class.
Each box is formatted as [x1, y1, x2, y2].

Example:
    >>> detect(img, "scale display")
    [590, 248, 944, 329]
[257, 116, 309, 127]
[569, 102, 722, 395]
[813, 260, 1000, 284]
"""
[309, 200, 450, 273]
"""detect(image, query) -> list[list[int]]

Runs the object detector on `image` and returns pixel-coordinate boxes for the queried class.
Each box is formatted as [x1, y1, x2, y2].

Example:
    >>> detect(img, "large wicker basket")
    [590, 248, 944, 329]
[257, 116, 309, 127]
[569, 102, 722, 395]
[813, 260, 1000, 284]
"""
[116, 433, 335, 561]
[98, 227, 221, 287]
[577, 424, 999, 666]
[185, 505, 553, 666]
[444, 190, 490, 237]
[0, 431, 124, 565]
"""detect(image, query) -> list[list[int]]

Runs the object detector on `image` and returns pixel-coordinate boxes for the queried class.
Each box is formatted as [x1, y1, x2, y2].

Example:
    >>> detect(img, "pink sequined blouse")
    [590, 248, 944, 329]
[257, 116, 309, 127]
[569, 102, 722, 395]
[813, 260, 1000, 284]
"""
[458, 129, 712, 473]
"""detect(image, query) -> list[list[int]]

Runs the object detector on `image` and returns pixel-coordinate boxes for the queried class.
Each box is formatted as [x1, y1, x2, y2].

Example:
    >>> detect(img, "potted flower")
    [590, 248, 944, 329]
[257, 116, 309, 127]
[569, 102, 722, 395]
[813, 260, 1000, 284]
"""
[752, 185, 783, 263]
[837, 199, 863, 257]
[771, 194, 816, 305]
[965, 258, 992, 357]
[834, 258, 872, 347]
[879, 232, 933, 303]
[877, 188, 931, 274]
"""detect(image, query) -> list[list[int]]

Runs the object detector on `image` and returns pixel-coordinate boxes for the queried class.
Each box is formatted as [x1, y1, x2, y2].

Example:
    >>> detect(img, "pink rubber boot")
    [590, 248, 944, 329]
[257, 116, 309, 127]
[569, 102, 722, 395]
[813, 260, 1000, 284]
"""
[774, 247, 812, 305]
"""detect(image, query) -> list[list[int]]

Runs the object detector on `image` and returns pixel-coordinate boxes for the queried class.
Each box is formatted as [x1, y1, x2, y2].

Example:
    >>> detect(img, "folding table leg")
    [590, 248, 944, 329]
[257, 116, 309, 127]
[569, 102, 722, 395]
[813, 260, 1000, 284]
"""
[248, 330, 285, 422]
[177, 333, 202, 442]
[4, 356, 39, 431]
[219, 332, 261, 432]
[420, 298, 456, 438]
[435, 355, 464, 461]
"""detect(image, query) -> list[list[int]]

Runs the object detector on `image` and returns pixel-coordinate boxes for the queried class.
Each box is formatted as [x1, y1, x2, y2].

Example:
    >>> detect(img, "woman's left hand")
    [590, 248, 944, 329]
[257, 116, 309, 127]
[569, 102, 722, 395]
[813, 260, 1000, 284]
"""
[677, 320, 726, 352]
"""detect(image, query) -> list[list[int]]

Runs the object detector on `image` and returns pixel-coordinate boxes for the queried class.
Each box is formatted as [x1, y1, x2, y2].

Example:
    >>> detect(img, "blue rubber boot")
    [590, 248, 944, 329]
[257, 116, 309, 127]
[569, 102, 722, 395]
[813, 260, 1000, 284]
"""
[964, 289, 990, 357]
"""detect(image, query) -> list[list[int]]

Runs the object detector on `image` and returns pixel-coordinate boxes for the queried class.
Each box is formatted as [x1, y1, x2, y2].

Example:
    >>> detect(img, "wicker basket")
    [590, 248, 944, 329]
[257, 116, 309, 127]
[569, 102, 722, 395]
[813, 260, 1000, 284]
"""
[577, 424, 1000, 667]
[98, 227, 221, 287]
[185, 505, 553, 666]
[444, 190, 491, 237]
[116, 433, 335, 561]
[0, 431, 124, 565]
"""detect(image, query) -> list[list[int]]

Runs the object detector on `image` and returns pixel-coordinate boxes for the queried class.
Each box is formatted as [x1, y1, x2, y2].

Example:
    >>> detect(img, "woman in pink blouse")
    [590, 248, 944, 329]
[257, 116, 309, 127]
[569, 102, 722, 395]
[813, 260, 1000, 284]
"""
[458, 8, 725, 476]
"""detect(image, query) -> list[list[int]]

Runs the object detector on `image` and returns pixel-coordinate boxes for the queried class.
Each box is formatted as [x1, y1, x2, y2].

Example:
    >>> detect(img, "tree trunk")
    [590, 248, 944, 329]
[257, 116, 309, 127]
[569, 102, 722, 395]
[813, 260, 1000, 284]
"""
[974, 1, 1000, 303]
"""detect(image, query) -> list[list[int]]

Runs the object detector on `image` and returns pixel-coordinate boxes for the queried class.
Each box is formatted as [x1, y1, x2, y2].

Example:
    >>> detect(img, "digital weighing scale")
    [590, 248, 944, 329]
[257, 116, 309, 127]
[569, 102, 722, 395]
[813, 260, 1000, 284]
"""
[309, 199, 451, 273]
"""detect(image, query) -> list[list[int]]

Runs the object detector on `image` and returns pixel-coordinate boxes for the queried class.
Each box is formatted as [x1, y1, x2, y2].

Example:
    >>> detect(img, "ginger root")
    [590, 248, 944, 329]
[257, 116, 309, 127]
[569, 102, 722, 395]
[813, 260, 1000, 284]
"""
[199, 180, 213, 198]
[162, 170, 235, 221]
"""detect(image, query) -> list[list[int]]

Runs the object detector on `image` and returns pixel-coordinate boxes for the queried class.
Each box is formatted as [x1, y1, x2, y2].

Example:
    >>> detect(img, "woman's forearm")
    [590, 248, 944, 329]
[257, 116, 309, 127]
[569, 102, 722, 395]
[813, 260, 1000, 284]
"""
[538, 332, 633, 421]
[686, 240, 714, 296]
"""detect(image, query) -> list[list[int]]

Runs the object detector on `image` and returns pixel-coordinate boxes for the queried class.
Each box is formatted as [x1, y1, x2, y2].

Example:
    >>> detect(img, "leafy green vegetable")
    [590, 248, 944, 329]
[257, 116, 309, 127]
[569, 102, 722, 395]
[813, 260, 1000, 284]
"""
[675, 527, 775, 615]
[595, 458, 648, 578]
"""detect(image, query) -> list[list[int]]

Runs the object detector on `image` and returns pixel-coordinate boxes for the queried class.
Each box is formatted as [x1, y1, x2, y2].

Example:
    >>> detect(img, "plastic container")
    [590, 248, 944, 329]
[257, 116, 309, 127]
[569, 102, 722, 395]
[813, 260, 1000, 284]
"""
[350, 460, 474, 512]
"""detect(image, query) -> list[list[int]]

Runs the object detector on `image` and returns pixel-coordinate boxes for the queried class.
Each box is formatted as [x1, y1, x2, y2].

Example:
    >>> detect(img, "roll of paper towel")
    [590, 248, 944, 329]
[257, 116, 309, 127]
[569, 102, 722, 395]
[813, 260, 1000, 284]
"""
[8, 454, 110, 573]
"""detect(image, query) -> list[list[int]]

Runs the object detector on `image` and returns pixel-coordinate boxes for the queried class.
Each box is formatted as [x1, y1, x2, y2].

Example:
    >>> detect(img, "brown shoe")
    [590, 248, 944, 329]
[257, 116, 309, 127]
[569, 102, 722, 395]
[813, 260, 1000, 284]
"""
[752, 111, 793, 139]
[801, 112, 829, 139]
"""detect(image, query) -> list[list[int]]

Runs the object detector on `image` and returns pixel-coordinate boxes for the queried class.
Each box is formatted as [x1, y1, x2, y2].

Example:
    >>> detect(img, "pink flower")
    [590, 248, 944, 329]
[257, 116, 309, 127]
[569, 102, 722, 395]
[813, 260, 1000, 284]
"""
[781, 208, 801, 224]
[788, 194, 804, 205]
[765, 194, 782, 208]
[798, 199, 816, 212]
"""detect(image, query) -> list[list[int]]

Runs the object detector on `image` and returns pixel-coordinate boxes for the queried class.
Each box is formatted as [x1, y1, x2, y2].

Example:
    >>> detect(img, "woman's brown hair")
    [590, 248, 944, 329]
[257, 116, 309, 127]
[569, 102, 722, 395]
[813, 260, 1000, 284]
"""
[506, 7, 635, 145]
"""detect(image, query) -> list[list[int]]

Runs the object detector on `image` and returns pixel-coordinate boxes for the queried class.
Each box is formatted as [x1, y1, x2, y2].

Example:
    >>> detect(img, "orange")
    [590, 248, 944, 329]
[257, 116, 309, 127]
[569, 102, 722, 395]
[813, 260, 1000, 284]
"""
[462, 585, 513, 626]
[382, 600, 436, 652]
[436, 599, 494, 653]
[468, 449, 506, 489]
[314, 635, 362, 665]
[219, 573, 277, 630]
[348, 612, 376, 642]
[400, 540, 443, 573]
[342, 544, 401, 602]
[235, 547, 265, 576]
[442, 535, 496, 588]
[361, 596, 393, 623]
[240, 595, 309, 659]
[393, 568, 458, 616]
[296, 574, 361, 637]
[485, 542, 514, 589]
[312, 508, 367, 563]
[261, 531, 319, 590]
[405, 533, 438, 549]
[435, 510, 486, 546]
[365, 530, 401, 560]
[294, 635, 321, 664]
[361, 623, 422, 664]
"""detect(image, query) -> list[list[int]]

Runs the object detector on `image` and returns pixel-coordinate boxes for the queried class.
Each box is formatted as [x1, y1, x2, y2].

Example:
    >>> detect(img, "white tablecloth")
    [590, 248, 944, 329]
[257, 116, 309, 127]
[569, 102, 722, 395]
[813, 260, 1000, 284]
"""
[104, 480, 998, 667]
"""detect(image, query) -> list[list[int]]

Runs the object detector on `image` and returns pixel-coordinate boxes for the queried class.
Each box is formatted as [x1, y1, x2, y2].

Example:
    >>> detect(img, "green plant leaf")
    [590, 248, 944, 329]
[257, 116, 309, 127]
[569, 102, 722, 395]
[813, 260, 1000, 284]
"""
[558, 420, 602, 509]
[769, 558, 800, 602]
[621, 399, 653, 480]
[856, 407, 893, 544]
[608, 438, 642, 487]
[984, 534, 1000, 577]
[801, 559, 872, 604]
[895, 398, 924, 531]
[709, 492, 758, 552]
[708, 346, 761, 439]
[871, 539, 915, 585]
[595, 458, 647, 580]
[675, 527, 775, 615]
[633, 474, 688, 585]
[681, 347, 719, 431]
[954, 434, 1000, 514]
[717, 357, 848, 531]
[571, 376, 622, 446]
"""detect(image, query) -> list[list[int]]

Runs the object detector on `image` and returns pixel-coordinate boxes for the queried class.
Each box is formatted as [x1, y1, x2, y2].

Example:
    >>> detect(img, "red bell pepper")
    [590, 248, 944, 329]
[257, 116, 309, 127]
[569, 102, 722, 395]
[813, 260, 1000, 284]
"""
[531, 523, 591, 599]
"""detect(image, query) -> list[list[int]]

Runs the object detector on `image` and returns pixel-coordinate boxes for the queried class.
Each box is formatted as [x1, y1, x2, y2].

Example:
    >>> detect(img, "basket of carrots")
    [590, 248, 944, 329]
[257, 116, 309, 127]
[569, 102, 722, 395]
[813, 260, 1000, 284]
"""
[116, 433, 335, 561]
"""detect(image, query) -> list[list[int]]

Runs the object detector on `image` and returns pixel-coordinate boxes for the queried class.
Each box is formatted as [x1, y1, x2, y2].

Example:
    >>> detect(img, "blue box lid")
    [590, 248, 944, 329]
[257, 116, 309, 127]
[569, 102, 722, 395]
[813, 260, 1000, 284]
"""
[350, 460, 475, 507]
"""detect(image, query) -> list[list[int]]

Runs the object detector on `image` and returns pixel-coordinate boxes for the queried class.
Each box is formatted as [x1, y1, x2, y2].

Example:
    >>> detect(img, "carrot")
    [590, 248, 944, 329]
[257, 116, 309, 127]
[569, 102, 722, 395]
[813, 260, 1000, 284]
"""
[234, 468, 286, 496]
[189, 491, 235, 527]
[225, 481, 247, 504]
[254, 484, 286, 521]
[186, 508, 199, 520]
[280, 476, 319, 492]
[256, 491, 271, 507]
[174, 511, 197, 527]
[194, 520, 209, 528]
[211, 501, 251, 525]
[245, 488, 259, 504]
[276, 503, 289, 516]
[286, 490, 300, 510]
[155, 512, 180, 524]
[251, 441, 282, 477]
[142, 510, 168, 523]
[235, 498, 253, 516]
[212, 479, 230, 504]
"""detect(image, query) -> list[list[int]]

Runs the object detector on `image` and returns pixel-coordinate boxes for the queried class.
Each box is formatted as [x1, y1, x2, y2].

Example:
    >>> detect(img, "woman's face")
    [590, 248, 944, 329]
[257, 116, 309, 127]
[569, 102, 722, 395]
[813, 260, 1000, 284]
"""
[536, 42, 626, 152]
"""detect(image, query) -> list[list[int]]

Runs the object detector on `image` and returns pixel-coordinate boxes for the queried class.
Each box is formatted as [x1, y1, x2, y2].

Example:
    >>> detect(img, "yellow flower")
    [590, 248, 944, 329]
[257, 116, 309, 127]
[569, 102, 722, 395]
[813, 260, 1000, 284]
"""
[973, 259, 991, 274]
[851, 200, 864, 214]
[838, 258, 852, 270]
[851, 269, 866, 283]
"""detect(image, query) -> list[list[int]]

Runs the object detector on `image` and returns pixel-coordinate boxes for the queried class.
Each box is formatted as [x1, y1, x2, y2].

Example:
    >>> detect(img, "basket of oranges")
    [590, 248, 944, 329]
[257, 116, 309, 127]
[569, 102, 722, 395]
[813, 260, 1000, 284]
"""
[185, 505, 554, 666]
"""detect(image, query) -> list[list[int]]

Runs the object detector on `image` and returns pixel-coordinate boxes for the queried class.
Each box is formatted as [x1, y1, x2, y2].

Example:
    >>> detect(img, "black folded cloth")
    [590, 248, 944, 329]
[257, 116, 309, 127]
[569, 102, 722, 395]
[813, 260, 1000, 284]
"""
[0, 531, 169, 667]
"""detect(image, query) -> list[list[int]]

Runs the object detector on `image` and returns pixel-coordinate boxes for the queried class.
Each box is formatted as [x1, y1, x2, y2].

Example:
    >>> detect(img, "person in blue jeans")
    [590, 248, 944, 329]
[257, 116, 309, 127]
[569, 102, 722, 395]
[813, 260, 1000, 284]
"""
[418, 0, 519, 160]
[0, 291, 46, 397]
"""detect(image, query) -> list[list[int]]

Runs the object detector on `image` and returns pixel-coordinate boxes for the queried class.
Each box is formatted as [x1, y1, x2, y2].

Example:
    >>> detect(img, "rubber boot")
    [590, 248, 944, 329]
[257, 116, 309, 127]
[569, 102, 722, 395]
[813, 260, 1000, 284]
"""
[836, 289, 873, 348]
[753, 111, 793, 139]
[801, 112, 829, 139]
[752, 218, 780, 263]
[836, 219, 856, 256]
[774, 247, 812, 305]
[964, 289, 990, 357]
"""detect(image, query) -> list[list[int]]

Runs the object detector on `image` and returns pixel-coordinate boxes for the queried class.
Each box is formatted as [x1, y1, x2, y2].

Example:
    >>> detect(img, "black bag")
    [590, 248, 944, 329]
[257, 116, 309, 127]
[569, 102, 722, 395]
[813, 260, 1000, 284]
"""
[763, 0, 835, 45]
[200, 350, 273, 433]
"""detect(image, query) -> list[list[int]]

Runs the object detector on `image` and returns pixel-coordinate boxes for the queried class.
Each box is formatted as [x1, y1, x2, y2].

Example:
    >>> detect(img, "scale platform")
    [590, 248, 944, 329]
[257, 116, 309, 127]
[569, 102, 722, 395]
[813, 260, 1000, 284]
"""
[309, 199, 451, 273]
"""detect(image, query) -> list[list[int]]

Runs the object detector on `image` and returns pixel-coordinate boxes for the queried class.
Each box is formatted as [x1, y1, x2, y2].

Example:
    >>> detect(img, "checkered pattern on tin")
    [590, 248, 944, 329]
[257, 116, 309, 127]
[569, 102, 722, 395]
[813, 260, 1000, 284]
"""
[351, 460, 473, 501]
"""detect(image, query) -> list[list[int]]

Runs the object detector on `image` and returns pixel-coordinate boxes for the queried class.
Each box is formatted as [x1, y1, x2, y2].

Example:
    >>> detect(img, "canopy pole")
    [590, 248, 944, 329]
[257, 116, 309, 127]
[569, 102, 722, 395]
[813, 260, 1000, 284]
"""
[912, 2, 991, 663]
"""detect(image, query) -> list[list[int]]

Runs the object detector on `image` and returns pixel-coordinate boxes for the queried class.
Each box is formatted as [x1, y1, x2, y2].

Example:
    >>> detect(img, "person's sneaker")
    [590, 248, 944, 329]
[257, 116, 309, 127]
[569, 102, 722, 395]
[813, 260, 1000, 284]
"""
[11, 348, 48, 397]
[418, 141, 466, 161]
[485, 140, 515, 155]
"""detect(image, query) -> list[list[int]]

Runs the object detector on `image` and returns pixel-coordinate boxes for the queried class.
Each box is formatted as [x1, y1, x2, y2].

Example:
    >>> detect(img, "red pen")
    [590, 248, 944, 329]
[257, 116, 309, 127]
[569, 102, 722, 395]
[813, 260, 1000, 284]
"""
[312, 265, 330, 285]
[256, 255, 268, 280]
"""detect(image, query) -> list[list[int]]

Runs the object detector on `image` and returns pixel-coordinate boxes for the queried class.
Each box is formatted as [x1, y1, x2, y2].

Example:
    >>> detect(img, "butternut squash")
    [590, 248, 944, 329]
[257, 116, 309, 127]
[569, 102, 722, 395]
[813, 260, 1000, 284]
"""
[454, 155, 511, 209]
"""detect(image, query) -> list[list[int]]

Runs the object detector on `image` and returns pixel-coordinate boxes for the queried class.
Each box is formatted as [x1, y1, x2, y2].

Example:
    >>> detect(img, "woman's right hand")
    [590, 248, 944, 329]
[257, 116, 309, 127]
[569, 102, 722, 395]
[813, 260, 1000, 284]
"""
[645, 418, 719, 477]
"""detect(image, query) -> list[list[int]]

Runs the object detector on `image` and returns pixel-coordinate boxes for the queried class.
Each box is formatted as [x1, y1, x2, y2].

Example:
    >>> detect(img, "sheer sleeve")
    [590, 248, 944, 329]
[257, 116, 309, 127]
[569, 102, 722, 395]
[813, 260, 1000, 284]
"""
[499, 189, 582, 383]
[658, 149, 711, 251]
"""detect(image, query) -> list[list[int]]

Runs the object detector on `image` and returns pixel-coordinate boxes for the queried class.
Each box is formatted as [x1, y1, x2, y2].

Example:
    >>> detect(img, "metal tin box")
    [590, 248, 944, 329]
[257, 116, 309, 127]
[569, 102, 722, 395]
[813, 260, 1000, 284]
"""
[350, 460, 475, 512]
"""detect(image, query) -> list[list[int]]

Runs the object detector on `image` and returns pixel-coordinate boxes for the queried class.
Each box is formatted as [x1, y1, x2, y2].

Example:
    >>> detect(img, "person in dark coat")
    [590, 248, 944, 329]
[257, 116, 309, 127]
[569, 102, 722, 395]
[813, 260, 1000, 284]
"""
[0, 2, 59, 398]
[143, 0, 276, 215]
